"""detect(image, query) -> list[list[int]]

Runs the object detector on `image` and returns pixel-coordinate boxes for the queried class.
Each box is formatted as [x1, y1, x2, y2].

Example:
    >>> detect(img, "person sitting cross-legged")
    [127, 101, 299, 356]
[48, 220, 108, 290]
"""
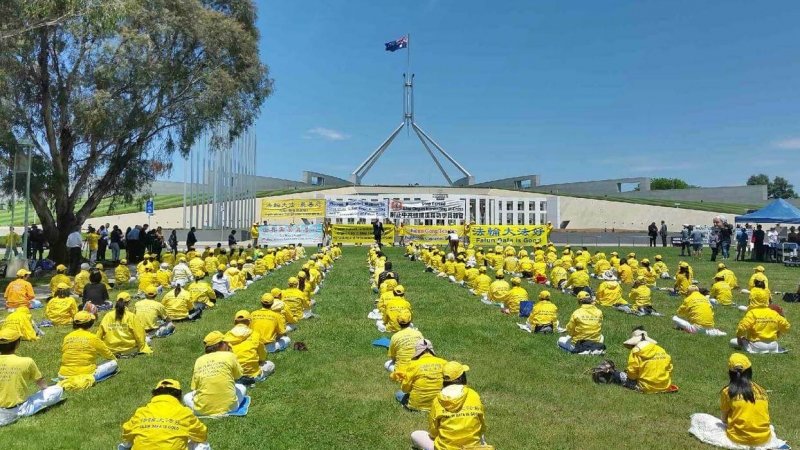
[251, 293, 291, 353]
[410, 361, 488, 450]
[0, 329, 64, 427]
[58, 311, 118, 391]
[558, 291, 605, 354]
[119, 379, 210, 450]
[183, 331, 247, 416]
[730, 304, 790, 354]
[596, 328, 675, 394]
[385, 310, 423, 374]
[526, 290, 559, 333]
[672, 286, 727, 336]
[392, 339, 447, 411]
[223, 311, 275, 385]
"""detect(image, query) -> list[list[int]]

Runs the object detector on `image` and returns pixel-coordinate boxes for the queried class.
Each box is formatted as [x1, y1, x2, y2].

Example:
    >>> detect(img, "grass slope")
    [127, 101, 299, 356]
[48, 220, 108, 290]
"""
[1, 247, 799, 449]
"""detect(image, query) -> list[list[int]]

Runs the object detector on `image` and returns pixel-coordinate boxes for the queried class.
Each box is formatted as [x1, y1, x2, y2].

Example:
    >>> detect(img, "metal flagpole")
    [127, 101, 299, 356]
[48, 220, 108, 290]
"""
[182, 156, 187, 228]
[200, 134, 206, 229]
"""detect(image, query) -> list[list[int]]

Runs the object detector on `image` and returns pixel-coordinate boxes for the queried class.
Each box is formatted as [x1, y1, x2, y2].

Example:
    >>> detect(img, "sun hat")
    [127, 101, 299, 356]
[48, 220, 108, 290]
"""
[623, 328, 657, 347]
[413, 339, 435, 358]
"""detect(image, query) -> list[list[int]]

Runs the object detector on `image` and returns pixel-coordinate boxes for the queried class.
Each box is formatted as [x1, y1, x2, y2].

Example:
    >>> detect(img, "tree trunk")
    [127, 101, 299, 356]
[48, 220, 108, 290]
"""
[43, 211, 79, 264]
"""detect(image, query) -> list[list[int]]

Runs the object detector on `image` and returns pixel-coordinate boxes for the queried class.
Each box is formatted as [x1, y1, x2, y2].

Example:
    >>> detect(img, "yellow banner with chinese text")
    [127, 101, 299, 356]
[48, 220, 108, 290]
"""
[469, 225, 549, 247]
[260, 199, 325, 219]
[400, 225, 453, 245]
[331, 224, 395, 245]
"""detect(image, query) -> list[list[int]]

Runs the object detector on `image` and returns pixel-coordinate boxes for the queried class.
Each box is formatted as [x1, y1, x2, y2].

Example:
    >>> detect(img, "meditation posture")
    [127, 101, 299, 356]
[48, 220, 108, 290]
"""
[731, 304, 790, 354]
[184, 331, 247, 416]
[58, 311, 118, 391]
[558, 292, 605, 354]
[393, 339, 446, 411]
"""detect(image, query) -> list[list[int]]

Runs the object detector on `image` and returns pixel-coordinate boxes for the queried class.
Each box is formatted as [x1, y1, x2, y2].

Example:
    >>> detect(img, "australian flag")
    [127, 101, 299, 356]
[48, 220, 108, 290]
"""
[385, 36, 408, 52]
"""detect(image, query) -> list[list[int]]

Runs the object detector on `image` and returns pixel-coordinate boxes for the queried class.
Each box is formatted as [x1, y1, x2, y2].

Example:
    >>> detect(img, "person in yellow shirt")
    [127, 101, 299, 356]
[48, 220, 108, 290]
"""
[4, 269, 37, 310]
[617, 260, 634, 285]
[162, 284, 200, 321]
[250, 223, 259, 247]
[608, 251, 621, 271]
[672, 286, 726, 336]
[549, 261, 568, 290]
[281, 277, 306, 325]
[96, 293, 153, 356]
[637, 259, 657, 286]
[251, 294, 291, 353]
[156, 263, 172, 289]
[503, 248, 519, 274]
[593, 256, 611, 278]
[469, 267, 492, 298]
[558, 292, 605, 354]
[487, 271, 510, 305]
[49, 265, 72, 297]
[689, 354, 788, 449]
[463, 263, 479, 289]
[137, 266, 159, 296]
[595, 279, 631, 313]
[731, 305, 790, 354]
[4, 227, 20, 259]
[0, 306, 41, 341]
[715, 263, 739, 289]
[566, 263, 591, 296]
[0, 329, 64, 427]
[119, 379, 209, 450]
[183, 331, 247, 416]
[502, 277, 528, 315]
[171, 257, 194, 287]
[386, 310, 423, 373]
[673, 262, 692, 296]
[709, 275, 734, 306]
[746, 279, 771, 310]
[601, 328, 674, 393]
[410, 361, 487, 450]
[188, 254, 206, 280]
[527, 290, 559, 333]
[223, 311, 274, 384]
[45, 283, 78, 326]
[114, 259, 133, 287]
[748, 266, 769, 291]
[225, 266, 244, 292]
[652, 255, 670, 279]
[58, 311, 118, 390]
[86, 227, 100, 264]
[134, 287, 174, 338]
[630, 277, 660, 316]
[393, 339, 446, 411]
[381, 285, 413, 333]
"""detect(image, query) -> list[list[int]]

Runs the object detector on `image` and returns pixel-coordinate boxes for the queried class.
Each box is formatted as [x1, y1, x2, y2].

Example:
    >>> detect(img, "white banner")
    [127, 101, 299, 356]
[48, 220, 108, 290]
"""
[325, 198, 388, 219]
[387, 199, 467, 221]
[258, 224, 322, 247]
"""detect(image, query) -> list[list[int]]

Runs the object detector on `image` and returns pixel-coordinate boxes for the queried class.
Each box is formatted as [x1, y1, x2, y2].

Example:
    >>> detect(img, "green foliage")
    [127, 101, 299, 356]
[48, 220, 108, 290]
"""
[746, 174, 797, 199]
[650, 178, 691, 190]
[0, 0, 271, 260]
[747, 174, 770, 186]
[1, 247, 798, 449]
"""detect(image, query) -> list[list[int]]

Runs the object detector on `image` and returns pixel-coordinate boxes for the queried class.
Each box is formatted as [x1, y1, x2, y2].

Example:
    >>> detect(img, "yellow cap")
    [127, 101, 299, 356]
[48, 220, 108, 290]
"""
[298, 271, 307, 278]
[718, 263, 726, 269]
[495, 270, 505, 278]
[679, 262, 689, 268]
[610, 252, 618, 256]
[288, 277, 299, 286]
[16, 269, 30, 277]
[655, 255, 662, 260]
[442, 361, 470, 381]
[73, 311, 96, 324]
[754, 265, 765, 272]
[394, 285, 405, 295]
[260, 293, 274, 305]
[575, 263, 584, 270]
[116, 292, 131, 302]
[179, 257, 187, 262]
[478, 266, 487, 273]
[511, 277, 522, 285]
[145, 286, 158, 297]
[577, 291, 591, 300]
[203, 331, 225, 346]
[237, 259, 245, 265]
[216, 264, 226, 271]
[640, 258, 649, 264]
[56, 282, 70, 290]
[235, 310, 251, 321]
[397, 309, 412, 324]
[144, 253, 150, 259]
[728, 353, 752, 371]
[538, 290, 551, 300]
[56, 264, 67, 272]
[154, 378, 182, 390]
[120, 258, 127, 264]
[95, 263, 104, 270]
[0, 328, 22, 344]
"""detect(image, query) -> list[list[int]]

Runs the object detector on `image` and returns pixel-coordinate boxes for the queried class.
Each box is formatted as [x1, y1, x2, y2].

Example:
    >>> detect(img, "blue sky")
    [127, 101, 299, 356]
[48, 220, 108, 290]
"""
[177, 0, 800, 188]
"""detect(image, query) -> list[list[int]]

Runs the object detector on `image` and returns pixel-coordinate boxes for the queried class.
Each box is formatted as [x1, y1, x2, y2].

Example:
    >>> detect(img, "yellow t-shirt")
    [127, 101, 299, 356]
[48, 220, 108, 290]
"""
[190, 351, 243, 416]
[625, 342, 672, 393]
[504, 286, 528, 314]
[720, 384, 772, 446]
[710, 281, 733, 305]
[45, 296, 78, 326]
[1, 308, 39, 341]
[399, 354, 447, 411]
[86, 233, 100, 250]
[528, 300, 558, 327]
[383, 297, 412, 333]
[59, 328, 115, 377]
[566, 304, 603, 344]
[388, 327, 423, 373]
[677, 292, 715, 328]
[122, 395, 208, 450]
[736, 307, 791, 342]
[428, 385, 485, 450]
[596, 282, 626, 307]
[250, 308, 286, 344]
[114, 266, 131, 284]
[629, 285, 652, 310]
[224, 325, 267, 378]
[4, 278, 35, 309]
[96, 311, 151, 355]
[161, 289, 194, 320]
[134, 299, 168, 331]
[0, 354, 42, 408]
[488, 280, 510, 303]
[49, 274, 72, 295]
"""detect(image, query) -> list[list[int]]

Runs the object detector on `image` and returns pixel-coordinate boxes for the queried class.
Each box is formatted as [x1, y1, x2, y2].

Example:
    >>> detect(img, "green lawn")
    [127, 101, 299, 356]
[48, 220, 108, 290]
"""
[1, 247, 799, 449]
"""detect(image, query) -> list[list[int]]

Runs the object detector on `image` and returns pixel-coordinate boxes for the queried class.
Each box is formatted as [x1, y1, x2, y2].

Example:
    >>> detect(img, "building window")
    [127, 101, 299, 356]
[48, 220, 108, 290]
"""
[540, 213, 547, 224]
[529, 201, 536, 211]
[518, 213, 525, 224]
[515, 179, 532, 189]
[540, 201, 547, 211]
[347, 218, 355, 224]
[517, 201, 525, 212]
[506, 201, 513, 211]
[506, 213, 514, 224]
[529, 213, 536, 224]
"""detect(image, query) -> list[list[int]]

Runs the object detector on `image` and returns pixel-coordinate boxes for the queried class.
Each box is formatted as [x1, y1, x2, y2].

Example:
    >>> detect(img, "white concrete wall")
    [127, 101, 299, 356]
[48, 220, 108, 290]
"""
[557, 196, 725, 231]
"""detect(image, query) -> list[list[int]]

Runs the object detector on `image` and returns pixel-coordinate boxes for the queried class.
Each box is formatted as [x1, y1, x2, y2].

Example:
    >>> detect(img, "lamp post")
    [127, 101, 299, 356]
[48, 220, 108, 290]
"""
[17, 137, 33, 263]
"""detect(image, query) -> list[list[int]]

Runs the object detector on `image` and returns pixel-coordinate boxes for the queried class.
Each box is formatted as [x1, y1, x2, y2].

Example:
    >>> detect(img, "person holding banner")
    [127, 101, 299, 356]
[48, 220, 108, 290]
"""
[373, 219, 384, 247]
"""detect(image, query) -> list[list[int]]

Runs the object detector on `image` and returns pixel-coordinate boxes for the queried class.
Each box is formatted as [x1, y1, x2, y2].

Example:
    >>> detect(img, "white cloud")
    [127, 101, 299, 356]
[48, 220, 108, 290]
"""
[305, 127, 349, 141]
[773, 138, 800, 150]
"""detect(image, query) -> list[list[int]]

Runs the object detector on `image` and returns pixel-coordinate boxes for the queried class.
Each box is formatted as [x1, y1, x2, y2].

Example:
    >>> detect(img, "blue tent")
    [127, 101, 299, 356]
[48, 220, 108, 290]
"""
[734, 199, 800, 224]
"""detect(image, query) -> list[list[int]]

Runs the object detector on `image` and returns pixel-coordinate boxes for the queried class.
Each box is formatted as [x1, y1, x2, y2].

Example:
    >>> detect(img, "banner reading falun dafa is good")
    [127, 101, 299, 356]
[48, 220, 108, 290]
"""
[331, 224, 395, 245]
[469, 225, 549, 247]
[260, 199, 325, 220]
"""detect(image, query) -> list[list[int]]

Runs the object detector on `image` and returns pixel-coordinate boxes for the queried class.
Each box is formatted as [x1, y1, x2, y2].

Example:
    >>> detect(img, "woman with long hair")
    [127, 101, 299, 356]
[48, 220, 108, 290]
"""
[689, 353, 789, 449]
[96, 293, 152, 356]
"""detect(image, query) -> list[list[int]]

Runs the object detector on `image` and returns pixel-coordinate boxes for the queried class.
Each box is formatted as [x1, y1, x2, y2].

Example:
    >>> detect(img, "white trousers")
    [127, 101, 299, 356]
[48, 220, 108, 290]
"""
[266, 336, 291, 353]
[688, 413, 786, 449]
[376, 320, 387, 333]
[385, 360, 395, 373]
[410, 430, 434, 450]
[183, 384, 246, 415]
[729, 339, 785, 354]
[0, 386, 64, 427]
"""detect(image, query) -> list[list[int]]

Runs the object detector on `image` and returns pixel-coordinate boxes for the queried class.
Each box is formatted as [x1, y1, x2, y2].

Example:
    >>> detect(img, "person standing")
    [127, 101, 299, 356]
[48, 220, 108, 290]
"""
[753, 225, 765, 262]
[659, 221, 668, 247]
[647, 222, 658, 247]
[250, 222, 259, 248]
[168, 230, 178, 255]
[767, 227, 779, 262]
[4, 227, 20, 259]
[186, 227, 197, 251]
[109, 225, 122, 262]
[228, 230, 237, 251]
[372, 219, 384, 247]
[680, 225, 691, 256]
[97, 225, 108, 262]
[86, 226, 100, 265]
[709, 221, 721, 262]
[28, 224, 45, 261]
[735, 226, 749, 261]
[67, 226, 83, 275]
[126, 226, 141, 264]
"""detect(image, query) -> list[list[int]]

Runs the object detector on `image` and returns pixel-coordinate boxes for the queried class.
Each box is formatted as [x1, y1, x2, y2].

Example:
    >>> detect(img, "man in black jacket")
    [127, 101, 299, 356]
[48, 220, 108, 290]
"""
[372, 219, 384, 247]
